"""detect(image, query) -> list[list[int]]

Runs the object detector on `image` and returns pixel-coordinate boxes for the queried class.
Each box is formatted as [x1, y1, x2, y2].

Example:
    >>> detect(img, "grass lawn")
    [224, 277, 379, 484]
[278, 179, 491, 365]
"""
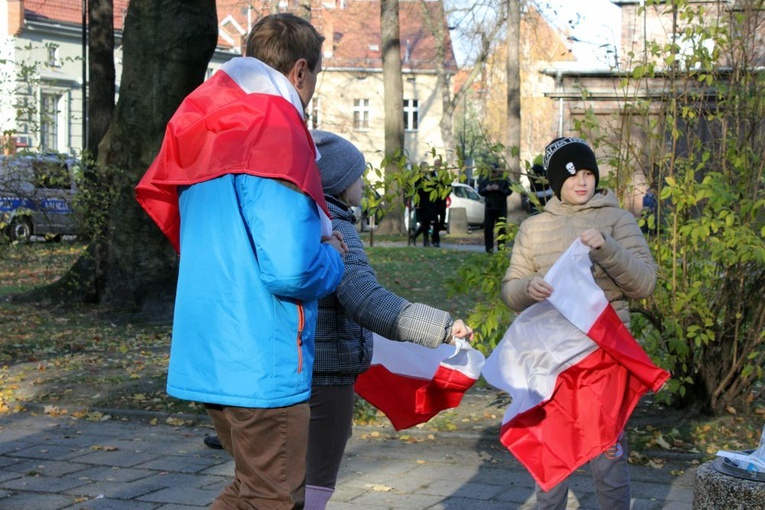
[0, 239, 482, 420]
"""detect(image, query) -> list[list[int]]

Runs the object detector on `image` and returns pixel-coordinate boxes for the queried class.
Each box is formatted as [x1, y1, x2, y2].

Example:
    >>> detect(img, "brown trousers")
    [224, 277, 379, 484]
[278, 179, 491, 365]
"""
[206, 402, 310, 510]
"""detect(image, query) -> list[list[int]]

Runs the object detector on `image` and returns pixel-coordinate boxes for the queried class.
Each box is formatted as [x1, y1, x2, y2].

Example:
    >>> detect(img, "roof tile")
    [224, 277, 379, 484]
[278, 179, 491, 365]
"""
[24, 0, 130, 30]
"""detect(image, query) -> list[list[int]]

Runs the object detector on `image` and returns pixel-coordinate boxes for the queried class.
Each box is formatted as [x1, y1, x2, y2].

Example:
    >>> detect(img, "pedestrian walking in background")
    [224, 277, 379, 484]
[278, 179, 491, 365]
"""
[430, 158, 448, 247]
[136, 14, 346, 510]
[500, 137, 657, 510]
[478, 162, 513, 253]
[409, 160, 444, 247]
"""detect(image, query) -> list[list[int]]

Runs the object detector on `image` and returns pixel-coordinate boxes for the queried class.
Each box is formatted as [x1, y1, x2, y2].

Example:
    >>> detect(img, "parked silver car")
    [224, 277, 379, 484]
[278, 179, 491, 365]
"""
[0, 154, 80, 242]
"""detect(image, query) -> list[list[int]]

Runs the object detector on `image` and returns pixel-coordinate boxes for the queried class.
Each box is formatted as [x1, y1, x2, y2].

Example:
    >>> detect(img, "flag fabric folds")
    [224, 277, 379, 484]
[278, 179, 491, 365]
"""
[354, 335, 485, 430]
[482, 239, 670, 491]
[135, 57, 329, 252]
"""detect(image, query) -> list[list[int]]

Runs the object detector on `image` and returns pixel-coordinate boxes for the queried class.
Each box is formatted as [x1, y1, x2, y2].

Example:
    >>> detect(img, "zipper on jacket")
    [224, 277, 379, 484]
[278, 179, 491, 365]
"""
[296, 301, 304, 373]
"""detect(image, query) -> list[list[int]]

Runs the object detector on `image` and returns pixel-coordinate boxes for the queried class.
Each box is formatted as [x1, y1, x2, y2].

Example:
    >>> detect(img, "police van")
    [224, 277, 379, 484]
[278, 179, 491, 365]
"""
[0, 154, 81, 242]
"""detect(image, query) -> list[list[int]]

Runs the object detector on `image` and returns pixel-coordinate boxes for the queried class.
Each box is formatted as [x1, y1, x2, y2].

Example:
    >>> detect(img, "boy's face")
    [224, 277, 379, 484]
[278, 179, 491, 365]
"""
[343, 176, 364, 207]
[560, 169, 596, 205]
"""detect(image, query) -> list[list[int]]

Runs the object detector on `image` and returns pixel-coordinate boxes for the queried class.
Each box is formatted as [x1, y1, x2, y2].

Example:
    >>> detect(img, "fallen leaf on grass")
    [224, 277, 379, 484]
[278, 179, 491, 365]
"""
[166, 416, 189, 426]
[44, 405, 67, 417]
[71, 409, 90, 419]
[82, 412, 112, 422]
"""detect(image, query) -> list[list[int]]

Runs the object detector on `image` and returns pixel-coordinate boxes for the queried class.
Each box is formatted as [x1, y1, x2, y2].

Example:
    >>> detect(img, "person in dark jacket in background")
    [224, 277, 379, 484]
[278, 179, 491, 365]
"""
[430, 158, 448, 247]
[526, 159, 553, 214]
[410, 161, 442, 247]
[478, 162, 513, 253]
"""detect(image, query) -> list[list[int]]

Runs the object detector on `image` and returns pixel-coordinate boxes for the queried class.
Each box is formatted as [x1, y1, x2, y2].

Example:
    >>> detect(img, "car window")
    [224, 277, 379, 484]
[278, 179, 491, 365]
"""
[453, 186, 466, 198]
[464, 187, 481, 200]
[32, 160, 71, 190]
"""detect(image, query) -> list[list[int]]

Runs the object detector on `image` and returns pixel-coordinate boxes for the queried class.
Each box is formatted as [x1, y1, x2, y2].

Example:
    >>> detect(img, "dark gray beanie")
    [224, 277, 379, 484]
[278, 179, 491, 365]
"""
[543, 137, 599, 199]
[312, 130, 366, 196]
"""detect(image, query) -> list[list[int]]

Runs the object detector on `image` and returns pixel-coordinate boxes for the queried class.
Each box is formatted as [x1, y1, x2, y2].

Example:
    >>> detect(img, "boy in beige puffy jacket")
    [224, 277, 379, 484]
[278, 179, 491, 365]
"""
[501, 137, 657, 510]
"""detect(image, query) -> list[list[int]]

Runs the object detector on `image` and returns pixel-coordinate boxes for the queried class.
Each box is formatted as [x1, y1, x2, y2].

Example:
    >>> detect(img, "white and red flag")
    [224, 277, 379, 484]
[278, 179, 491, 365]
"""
[355, 335, 485, 430]
[135, 57, 329, 252]
[482, 239, 670, 491]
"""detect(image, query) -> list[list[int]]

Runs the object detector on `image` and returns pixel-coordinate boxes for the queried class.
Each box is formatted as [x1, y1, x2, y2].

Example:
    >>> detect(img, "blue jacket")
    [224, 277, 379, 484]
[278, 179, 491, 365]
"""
[169, 174, 344, 408]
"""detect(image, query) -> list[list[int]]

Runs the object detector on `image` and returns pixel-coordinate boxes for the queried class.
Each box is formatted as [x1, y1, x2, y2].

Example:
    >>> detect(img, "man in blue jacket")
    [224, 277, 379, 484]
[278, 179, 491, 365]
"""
[136, 14, 346, 509]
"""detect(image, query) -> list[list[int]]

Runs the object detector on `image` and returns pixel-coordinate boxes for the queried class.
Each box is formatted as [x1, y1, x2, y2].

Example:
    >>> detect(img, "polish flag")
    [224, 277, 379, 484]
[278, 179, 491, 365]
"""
[482, 239, 670, 491]
[355, 335, 485, 430]
[136, 57, 329, 253]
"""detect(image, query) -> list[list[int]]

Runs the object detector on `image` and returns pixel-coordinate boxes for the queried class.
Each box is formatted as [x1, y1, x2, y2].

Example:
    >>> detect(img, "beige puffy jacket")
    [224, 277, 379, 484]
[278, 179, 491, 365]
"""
[501, 190, 656, 328]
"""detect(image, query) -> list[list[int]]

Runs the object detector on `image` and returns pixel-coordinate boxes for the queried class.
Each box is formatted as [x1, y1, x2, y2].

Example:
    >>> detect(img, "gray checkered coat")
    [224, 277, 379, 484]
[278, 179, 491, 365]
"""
[314, 197, 453, 386]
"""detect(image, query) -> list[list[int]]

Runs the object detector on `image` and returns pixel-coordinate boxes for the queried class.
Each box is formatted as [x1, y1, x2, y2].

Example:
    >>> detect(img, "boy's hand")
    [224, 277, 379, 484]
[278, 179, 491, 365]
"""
[448, 319, 474, 343]
[581, 228, 605, 250]
[528, 276, 553, 301]
[323, 231, 348, 256]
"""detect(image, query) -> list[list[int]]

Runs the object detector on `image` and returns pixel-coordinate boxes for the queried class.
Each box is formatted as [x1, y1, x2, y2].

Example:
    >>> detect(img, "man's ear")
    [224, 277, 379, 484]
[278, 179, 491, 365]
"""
[288, 58, 308, 88]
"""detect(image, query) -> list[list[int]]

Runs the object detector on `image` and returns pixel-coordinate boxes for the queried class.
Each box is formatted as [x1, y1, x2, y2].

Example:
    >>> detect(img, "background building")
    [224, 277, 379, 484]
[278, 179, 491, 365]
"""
[1, 0, 457, 170]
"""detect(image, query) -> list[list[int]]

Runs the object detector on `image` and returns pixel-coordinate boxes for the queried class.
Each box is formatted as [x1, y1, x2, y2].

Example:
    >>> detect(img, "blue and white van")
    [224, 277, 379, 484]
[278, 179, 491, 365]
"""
[0, 154, 80, 242]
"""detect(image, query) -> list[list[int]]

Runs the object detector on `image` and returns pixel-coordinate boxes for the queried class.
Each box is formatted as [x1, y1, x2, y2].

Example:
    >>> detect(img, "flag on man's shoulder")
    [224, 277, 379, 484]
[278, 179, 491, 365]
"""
[355, 335, 485, 430]
[482, 239, 670, 491]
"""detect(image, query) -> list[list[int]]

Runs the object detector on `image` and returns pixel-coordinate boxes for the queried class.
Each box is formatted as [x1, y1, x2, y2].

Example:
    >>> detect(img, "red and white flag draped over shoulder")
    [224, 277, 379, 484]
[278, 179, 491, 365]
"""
[482, 239, 670, 492]
[354, 334, 485, 431]
[135, 57, 331, 253]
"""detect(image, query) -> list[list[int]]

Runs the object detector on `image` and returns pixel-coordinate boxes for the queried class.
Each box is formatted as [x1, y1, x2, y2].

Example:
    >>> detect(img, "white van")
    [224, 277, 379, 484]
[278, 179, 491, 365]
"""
[0, 154, 80, 242]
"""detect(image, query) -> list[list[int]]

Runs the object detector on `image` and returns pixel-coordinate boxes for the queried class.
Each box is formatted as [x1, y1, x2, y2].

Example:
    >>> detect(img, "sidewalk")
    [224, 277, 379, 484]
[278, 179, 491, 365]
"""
[0, 391, 699, 509]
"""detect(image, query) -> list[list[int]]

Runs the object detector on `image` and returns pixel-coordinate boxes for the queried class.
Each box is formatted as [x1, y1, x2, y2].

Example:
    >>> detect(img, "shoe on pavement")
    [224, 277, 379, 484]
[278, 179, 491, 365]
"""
[204, 435, 223, 450]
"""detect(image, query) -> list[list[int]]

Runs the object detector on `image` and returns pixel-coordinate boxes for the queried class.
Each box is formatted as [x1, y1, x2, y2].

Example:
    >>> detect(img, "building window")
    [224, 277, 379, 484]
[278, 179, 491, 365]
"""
[404, 99, 419, 131]
[307, 96, 320, 129]
[353, 99, 370, 130]
[46, 44, 60, 68]
[40, 93, 60, 152]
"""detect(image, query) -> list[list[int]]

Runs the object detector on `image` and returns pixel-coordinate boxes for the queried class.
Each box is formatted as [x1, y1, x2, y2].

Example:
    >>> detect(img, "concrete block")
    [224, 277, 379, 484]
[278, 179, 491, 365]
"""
[693, 460, 765, 509]
[449, 207, 468, 235]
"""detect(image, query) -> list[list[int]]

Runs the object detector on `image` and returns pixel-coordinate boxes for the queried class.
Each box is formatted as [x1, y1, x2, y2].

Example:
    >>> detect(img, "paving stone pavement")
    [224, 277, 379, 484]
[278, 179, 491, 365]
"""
[0, 402, 699, 510]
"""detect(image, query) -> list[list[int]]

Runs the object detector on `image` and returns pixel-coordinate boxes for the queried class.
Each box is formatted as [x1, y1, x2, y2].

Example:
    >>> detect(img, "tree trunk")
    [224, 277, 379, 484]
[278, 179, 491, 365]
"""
[422, 1, 455, 158]
[72, 0, 116, 301]
[379, 0, 405, 235]
[505, 0, 521, 177]
[42, 0, 218, 316]
[420, 1, 505, 170]
[87, 0, 115, 158]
